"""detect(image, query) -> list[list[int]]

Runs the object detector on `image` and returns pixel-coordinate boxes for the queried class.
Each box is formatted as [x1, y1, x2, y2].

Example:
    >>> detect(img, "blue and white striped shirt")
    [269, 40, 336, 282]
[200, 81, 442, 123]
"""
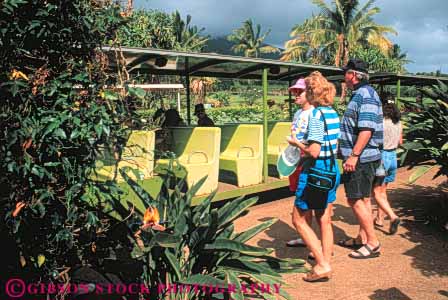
[339, 83, 384, 163]
[305, 106, 340, 159]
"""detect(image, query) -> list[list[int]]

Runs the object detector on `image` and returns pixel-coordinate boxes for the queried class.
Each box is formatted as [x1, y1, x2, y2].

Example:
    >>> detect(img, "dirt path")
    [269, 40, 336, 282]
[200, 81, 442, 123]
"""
[234, 168, 448, 300]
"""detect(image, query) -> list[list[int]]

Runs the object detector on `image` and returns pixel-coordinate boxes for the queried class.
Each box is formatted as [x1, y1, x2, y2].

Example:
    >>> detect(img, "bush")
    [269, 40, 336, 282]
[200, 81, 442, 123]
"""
[0, 0, 134, 282]
[109, 168, 307, 300]
[208, 106, 288, 124]
[400, 80, 448, 182]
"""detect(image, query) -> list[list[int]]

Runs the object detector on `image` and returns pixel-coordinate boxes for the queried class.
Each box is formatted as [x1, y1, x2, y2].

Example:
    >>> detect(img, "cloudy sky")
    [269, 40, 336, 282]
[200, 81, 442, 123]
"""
[135, 0, 448, 73]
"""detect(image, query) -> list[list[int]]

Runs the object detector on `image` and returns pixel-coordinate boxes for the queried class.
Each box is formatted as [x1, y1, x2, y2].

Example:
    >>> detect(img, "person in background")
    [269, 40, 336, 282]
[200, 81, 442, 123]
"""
[288, 71, 340, 282]
[163, 108, 185, 127]
[194, 103, 215, 127]
[338, 58, 383, 259]
[372, 95, 402, 234]
[285, 78, 315, 248]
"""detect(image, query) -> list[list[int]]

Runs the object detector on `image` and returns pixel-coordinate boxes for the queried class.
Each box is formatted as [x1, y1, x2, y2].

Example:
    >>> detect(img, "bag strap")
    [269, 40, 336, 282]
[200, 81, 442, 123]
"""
[316, 108, 335, 170]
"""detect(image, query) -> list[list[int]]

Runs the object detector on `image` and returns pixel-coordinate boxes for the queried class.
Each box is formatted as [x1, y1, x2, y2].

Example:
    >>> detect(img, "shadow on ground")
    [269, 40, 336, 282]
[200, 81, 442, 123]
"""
[369, 287, 413, 300]
[256, 215, 349, 260]
[387, 183, 448, 278]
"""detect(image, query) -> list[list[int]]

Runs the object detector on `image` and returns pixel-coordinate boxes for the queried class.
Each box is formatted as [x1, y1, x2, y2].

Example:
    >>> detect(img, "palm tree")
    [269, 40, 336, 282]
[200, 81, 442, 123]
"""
[282, 0, 397, 66]
[389, 44, 412, 66]
[172, 11, 209, 52]
[281, 15, 334, 63]
[227, 19, 280, 58]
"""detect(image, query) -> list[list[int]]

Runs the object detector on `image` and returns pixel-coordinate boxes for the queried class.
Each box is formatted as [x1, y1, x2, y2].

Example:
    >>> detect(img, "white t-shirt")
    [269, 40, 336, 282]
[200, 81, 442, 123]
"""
[291, 107, 314, 142]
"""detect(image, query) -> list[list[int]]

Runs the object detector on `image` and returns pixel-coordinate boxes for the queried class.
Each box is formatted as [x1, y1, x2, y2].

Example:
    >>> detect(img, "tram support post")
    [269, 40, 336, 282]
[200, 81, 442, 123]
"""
[262, 68, 269, 183]
[185, 57, 191, 125]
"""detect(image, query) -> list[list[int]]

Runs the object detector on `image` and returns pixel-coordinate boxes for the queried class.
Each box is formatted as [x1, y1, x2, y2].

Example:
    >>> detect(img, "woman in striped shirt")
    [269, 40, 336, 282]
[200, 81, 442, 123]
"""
[287, 71, 341, 282]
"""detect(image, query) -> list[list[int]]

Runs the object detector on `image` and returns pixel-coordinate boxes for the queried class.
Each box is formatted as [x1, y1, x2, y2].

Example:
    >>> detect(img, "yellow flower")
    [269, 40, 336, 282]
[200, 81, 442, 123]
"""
[10, 69, 29, 81]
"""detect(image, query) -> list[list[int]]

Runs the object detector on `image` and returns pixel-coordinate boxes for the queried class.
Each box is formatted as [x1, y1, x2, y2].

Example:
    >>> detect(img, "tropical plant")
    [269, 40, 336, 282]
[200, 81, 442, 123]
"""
[117, 9, 178, 49]
[117, 9, 209, 52]
[400, 80, 448, 183]
[207, 106, 287, 124]
[172, 11, 209, 52]
[228, 19, 280, 58]
[210, 91, 231, 107]
[191, 77, 217, 104]
[0, 0, 143, 283]
[282, 0, 397, 66]
[112, 168, 307, 300]
[351, 45, 406, 73]
[389, 44, 412, 67]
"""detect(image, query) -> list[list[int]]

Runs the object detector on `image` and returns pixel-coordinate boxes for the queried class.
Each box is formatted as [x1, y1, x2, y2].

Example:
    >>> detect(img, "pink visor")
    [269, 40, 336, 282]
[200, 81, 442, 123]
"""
[288, 78, 306, 91]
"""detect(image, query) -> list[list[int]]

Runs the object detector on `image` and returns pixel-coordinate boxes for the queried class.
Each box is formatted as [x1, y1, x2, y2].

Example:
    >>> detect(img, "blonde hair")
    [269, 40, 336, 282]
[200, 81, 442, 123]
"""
[305, 71, 336, 107]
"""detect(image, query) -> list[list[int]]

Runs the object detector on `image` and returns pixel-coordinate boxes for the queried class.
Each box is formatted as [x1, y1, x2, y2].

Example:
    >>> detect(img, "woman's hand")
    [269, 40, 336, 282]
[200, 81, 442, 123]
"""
[287, 135, 300, 147]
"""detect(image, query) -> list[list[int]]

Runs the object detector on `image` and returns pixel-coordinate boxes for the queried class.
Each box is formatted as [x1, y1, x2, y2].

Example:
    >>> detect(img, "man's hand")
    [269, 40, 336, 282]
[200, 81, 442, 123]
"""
[343, 156, 359, 172]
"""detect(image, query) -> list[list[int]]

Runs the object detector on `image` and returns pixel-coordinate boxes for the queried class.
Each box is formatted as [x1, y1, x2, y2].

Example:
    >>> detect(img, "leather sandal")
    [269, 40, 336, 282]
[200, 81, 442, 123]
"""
[303, 270, 332, 282]
[349, 243, 381, 259]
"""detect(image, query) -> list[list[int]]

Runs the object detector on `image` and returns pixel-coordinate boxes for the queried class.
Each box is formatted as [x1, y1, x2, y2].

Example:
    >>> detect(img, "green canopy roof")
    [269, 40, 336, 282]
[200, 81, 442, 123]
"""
[103, 46, 343, 81]
[103, 46, 448, 86]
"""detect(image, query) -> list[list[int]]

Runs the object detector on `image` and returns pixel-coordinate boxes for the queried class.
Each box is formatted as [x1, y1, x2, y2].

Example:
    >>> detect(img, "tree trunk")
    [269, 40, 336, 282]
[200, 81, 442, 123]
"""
[334, 34, 345, 67]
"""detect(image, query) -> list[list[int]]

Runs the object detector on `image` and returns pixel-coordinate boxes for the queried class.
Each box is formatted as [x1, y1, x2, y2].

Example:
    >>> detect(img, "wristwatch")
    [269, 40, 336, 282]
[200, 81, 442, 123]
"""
[350, 151, 360, 157]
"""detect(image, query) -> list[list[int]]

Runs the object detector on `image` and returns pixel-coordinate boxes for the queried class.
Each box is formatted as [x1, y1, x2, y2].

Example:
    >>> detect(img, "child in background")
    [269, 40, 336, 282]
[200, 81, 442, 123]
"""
[285, 78, 314, 247]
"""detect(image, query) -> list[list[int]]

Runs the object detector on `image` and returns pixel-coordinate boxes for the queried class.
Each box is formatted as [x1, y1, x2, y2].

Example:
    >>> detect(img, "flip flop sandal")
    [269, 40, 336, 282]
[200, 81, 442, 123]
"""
[286, 238, 306, 247]
[303, 270, 332, 283]
[349, 244, 381, 259]
[374, 218, 384, 227]
[389, 218, 401, 235]
[337, 237, 364, 249]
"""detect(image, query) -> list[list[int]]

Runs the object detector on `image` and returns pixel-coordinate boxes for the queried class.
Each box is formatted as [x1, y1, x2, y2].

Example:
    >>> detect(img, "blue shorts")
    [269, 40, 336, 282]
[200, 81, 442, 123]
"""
[382, 150, 397, 183]
[295, 158, 341, 210]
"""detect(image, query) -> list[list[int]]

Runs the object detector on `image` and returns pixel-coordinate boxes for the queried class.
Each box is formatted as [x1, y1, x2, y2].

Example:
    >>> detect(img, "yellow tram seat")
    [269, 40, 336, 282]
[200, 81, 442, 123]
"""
[267, 122, 291, 178]
[92, 130, 155, 182]
[219, 124, 263, 187]
[155, 127, 221, 196]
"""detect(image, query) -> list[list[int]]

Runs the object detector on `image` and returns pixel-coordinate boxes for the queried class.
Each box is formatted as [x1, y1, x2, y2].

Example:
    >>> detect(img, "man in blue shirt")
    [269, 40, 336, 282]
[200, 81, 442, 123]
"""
[338, 59, 383, 259]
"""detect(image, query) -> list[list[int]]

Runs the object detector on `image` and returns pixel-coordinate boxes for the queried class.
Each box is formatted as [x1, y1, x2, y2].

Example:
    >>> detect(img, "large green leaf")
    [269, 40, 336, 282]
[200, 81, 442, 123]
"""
[221, 258, 280, 277]
[164, 249, 182, 280]
[204, 238, 273, 256]
[234, 218, 277, 243]
[119, 168, 156, 207]
[225, 271, 244, 300]
[218, 196, 258, 228]
[145, 231, 181, 249]
[180, 274, 225, 285]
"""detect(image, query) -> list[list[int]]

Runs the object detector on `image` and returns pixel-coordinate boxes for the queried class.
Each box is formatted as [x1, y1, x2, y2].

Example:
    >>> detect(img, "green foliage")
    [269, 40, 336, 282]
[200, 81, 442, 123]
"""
[117, 9, 209, 52]
[207, 106, 288, 124]
[0, 0, 134, 280]
[228, 19, 279, 58]
[115, 168, 306, 299]
[351, 46, 406, 73]
[283, 0, 397, 66]
[210, 91, 231, 106]
[400, 80, 448, 182]
[241, 86, 263, 106]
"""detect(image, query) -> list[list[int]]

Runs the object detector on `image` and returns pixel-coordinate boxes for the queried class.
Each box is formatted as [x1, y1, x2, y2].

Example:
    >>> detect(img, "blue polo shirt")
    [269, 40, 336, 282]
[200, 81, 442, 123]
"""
[339, 82, 383, 163]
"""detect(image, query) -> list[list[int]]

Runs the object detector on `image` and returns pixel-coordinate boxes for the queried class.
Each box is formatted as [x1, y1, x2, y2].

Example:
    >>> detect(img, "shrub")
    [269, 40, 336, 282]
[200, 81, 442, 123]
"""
[108, 168, 307, 300]
[0, 0, 135, 282]
[208, 106, 288, 124]
[400, 80, 448, 182]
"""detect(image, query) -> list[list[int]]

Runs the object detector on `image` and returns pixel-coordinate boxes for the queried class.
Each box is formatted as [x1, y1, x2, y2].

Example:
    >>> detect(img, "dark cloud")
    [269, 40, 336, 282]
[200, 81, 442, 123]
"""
[135, 0, 448, 73]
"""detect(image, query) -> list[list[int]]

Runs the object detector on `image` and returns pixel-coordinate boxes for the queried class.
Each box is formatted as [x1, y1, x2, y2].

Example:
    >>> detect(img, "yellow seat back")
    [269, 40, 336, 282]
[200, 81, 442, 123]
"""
[220, 124, 262, 157]
[171, 127, 220, 163]
[267, 122, 291, 153]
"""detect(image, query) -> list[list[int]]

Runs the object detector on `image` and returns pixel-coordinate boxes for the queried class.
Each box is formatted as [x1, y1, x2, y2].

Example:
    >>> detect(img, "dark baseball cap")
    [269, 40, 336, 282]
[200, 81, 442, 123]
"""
[342, 58, 369, 73]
